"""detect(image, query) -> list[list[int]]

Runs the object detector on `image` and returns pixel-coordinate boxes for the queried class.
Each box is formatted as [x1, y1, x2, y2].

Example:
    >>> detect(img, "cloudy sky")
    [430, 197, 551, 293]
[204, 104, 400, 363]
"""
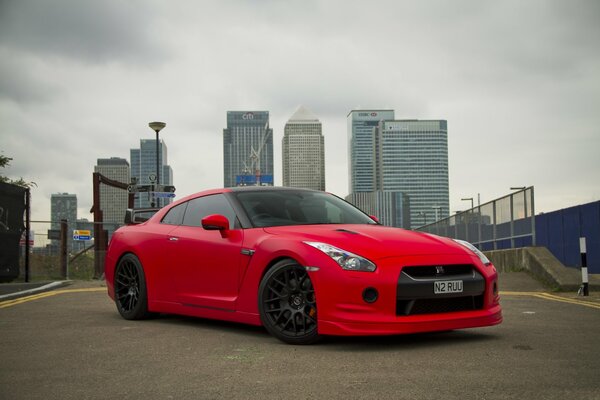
[1, 0, 599, 223]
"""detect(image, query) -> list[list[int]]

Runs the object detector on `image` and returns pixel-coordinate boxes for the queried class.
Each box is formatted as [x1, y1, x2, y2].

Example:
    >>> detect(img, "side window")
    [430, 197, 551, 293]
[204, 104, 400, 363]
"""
[161, 203, 187, 225]
[182, 194, 238, 229]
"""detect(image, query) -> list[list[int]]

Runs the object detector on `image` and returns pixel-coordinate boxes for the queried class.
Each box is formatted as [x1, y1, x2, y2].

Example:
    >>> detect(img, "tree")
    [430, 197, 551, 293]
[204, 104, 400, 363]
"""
[0, 154, 36, 188]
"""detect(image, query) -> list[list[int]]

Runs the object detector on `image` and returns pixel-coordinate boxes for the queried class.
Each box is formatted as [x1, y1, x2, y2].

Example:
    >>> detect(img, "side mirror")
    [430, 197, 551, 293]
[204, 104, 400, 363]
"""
[201, 214, 230, 237]
[369, 215, 380, 224]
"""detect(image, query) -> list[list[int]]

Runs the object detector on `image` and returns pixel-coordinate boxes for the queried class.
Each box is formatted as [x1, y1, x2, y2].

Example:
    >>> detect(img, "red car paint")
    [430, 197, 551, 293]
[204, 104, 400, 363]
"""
[105, 188, 501, 338]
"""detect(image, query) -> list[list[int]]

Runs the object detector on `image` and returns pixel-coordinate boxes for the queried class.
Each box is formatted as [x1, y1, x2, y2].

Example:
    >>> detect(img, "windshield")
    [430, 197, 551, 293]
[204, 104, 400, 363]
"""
[233, 190, 377, 228]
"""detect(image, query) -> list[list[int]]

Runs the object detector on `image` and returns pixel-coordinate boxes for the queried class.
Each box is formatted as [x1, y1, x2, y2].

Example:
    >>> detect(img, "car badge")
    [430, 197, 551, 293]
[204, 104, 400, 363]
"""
[435, 266, 445, 275]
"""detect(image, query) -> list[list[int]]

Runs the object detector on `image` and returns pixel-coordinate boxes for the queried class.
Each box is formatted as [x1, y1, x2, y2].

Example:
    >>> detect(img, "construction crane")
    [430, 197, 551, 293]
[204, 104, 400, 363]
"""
[238, 126, 271, 186]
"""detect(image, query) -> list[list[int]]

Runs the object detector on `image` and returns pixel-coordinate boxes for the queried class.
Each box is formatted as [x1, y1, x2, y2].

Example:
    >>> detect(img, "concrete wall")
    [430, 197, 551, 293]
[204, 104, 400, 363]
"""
[485, 246, 599, 291]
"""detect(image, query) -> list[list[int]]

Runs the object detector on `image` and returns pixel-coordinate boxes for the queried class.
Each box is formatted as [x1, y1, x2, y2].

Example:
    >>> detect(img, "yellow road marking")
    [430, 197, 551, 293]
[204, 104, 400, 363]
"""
[0, 287, 105, 309]
[500, 291, 542, 296]
[501, 291, 600, 310]
[1, 288, 598, 310]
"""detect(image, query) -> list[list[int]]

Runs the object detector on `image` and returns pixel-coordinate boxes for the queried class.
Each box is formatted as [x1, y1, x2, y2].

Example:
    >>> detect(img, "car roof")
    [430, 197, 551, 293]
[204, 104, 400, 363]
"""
[228, 186, 319, 193]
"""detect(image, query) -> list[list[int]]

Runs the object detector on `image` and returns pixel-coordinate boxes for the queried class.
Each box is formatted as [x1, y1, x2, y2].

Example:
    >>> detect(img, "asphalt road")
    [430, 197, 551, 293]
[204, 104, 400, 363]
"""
[1, 272, 599, 400]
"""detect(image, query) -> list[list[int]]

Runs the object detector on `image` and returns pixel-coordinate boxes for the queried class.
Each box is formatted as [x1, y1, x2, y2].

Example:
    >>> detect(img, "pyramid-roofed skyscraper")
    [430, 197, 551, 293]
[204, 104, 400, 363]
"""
[282, 105, 325, 191]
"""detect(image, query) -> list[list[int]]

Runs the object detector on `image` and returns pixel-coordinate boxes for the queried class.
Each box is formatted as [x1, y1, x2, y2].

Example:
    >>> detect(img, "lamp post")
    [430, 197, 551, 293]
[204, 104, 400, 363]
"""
[149, 121, 166, 207]
[461, 197, 474, 210]
[418, 211, 428, 226]
[432, 205, 442, 221]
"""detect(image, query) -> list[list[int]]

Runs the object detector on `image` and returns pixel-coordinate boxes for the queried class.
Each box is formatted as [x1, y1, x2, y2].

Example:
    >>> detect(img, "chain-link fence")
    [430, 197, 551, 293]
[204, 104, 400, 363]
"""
[17, 220, 123, 282]
[417, 187, 535, 251]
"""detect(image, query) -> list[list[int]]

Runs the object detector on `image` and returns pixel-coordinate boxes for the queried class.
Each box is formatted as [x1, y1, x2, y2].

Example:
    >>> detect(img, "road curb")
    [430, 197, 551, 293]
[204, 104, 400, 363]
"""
[0, 281, 74, 301]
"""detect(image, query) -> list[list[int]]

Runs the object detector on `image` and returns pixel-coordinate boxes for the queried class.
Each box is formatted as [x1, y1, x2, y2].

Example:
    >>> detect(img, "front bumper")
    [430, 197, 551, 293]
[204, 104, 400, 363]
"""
[310, 253, 502, 336]
[319, 305, 502, 336]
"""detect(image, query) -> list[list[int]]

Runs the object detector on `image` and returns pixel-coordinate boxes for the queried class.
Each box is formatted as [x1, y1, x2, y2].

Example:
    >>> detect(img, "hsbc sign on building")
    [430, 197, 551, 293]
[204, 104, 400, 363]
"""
[353, 111, 391, 121]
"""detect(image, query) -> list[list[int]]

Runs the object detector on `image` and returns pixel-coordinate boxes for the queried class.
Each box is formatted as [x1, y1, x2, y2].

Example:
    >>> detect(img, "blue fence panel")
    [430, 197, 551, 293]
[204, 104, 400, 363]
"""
[514, 236, 533, 248]
[562, 207, 582, 267]
[495, 239, 512, 250]
[544, 212, 565, 263]
[580, 202, 600, 273]
[480, 242, 494, 251]
[535, 213, 549, 250]
[534, 201, 600, 273]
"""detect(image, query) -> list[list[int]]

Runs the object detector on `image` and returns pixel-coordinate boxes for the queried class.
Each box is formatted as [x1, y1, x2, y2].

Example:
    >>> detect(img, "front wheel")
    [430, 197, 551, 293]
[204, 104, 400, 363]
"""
[258, 259, 320, 345]
[114, 253, 154, 320]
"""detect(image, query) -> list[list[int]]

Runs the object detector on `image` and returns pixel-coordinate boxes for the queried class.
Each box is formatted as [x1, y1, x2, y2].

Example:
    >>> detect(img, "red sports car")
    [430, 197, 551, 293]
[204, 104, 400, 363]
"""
[105, 187, 502, 344]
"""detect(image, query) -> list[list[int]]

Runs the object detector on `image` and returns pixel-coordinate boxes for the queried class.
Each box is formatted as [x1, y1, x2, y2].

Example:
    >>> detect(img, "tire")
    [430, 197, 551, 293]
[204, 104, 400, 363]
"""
[113, 253, 154, 320]
[258, 259, 321, 345]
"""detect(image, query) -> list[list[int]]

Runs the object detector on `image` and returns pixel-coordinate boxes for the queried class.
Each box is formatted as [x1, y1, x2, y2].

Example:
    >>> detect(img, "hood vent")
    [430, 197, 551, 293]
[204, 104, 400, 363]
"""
[335, 228, 358, 235]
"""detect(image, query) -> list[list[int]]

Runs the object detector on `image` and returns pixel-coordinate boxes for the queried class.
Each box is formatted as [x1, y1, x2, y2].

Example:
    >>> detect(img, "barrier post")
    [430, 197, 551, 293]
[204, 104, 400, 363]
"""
[579, 237, 589, 296]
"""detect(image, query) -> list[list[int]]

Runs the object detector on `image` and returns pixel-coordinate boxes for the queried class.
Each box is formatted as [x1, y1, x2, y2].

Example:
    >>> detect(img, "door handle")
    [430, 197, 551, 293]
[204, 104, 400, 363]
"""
[169, 237, 179, 241]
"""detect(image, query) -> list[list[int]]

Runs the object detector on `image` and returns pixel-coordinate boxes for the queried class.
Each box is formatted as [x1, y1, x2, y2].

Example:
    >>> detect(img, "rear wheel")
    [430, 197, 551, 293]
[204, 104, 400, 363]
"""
[114, 254, 153, 320]
[258, 259, 320, 345]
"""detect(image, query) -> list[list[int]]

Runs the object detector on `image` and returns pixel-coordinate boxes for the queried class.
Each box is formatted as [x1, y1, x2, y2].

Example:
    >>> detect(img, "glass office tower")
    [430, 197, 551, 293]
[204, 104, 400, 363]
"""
[347, 110, 395, 192]
[375, 120, 449, 228]
[130, 139, 173, 208]
[223, 111, 274, 187]
[94, 157, 130, 227]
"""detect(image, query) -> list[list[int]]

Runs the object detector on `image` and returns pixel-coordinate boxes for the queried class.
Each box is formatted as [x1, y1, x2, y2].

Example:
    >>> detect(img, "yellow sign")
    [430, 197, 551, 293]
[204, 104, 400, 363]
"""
[73, 230, 92, 240]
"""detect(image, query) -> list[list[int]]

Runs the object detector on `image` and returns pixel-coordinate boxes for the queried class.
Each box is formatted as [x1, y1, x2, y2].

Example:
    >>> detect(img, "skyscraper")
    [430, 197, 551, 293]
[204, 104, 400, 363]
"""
[223, 111, 274, 187]
[130, 139, 173, 208]
[374, 119, 449, 228]
[94, 157, 130, 227]
[347, 110, 395, 192]
[346, 191, 411, 228]
[347, 111, 449, 229]
[50, 193, 77, 249]
[282, 106, 325, 191]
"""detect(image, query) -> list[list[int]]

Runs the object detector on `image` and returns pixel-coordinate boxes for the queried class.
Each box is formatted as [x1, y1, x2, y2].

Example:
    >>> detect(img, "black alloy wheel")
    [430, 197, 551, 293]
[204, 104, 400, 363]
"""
[258, 259, 320, 344]
[114, 254, 153, 320]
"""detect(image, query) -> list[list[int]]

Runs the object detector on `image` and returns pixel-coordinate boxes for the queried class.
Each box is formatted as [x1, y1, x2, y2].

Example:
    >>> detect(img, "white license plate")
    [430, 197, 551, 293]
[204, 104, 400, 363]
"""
[434, 280, 463, 294]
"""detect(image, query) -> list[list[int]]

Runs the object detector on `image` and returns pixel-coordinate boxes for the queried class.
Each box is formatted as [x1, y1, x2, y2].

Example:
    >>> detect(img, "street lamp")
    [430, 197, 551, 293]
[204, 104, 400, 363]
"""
[510, 186, 526, 191]
[461, 197, 474, 210]
[432, 205, 442, 221]
[149, 121, 166, 207]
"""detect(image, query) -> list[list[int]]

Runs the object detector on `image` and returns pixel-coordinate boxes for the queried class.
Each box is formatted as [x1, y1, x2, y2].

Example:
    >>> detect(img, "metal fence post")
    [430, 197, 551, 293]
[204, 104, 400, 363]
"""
[509, 195, 515, 248]
[493, 200, 497, 250]
[530, 186, 536, 246]
[477, 206, 482, 248]
[25, 188, 31, 282]
[60, 219, 68, 279]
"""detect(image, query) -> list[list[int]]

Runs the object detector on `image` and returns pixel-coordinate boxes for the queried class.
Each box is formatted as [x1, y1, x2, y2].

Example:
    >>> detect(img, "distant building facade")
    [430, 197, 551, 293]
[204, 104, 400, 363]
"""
[130, 139, 173, 208]
[374, 120, 449, 228]
[347, 110, 449, 229]
[282, 106, 325, 191]
[94, 157, 130, 229]
[50, 193, 77, 249]
[346, 191, 411, 229]
[223, 111, 274, 187]
[347, 110, 395, 192]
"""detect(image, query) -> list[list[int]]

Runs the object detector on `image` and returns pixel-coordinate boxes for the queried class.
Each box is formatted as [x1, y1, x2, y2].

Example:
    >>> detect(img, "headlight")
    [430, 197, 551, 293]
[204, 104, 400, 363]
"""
[303, 242, 377, 272]
[453, 239, 491, 266]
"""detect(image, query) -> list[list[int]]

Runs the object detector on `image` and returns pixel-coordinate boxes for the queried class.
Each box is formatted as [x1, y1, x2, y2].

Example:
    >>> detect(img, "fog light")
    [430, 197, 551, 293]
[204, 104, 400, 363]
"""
[362, 287, 379, 303]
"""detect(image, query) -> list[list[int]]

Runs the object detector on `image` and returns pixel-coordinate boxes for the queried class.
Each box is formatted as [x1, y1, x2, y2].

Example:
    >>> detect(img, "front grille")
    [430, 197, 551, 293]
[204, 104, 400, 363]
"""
[402, 264, 472, 278]
[397, 295, 484, 316]
[396, 264, 486, 316]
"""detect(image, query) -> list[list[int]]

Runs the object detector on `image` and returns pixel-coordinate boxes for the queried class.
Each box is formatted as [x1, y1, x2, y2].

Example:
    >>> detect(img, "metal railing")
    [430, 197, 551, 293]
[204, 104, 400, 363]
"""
[417, 187, 535, 251]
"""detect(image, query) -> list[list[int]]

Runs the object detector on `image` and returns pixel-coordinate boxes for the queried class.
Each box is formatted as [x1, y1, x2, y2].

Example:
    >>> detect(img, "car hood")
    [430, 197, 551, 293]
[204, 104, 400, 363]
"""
[263, 224, 470, 260]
